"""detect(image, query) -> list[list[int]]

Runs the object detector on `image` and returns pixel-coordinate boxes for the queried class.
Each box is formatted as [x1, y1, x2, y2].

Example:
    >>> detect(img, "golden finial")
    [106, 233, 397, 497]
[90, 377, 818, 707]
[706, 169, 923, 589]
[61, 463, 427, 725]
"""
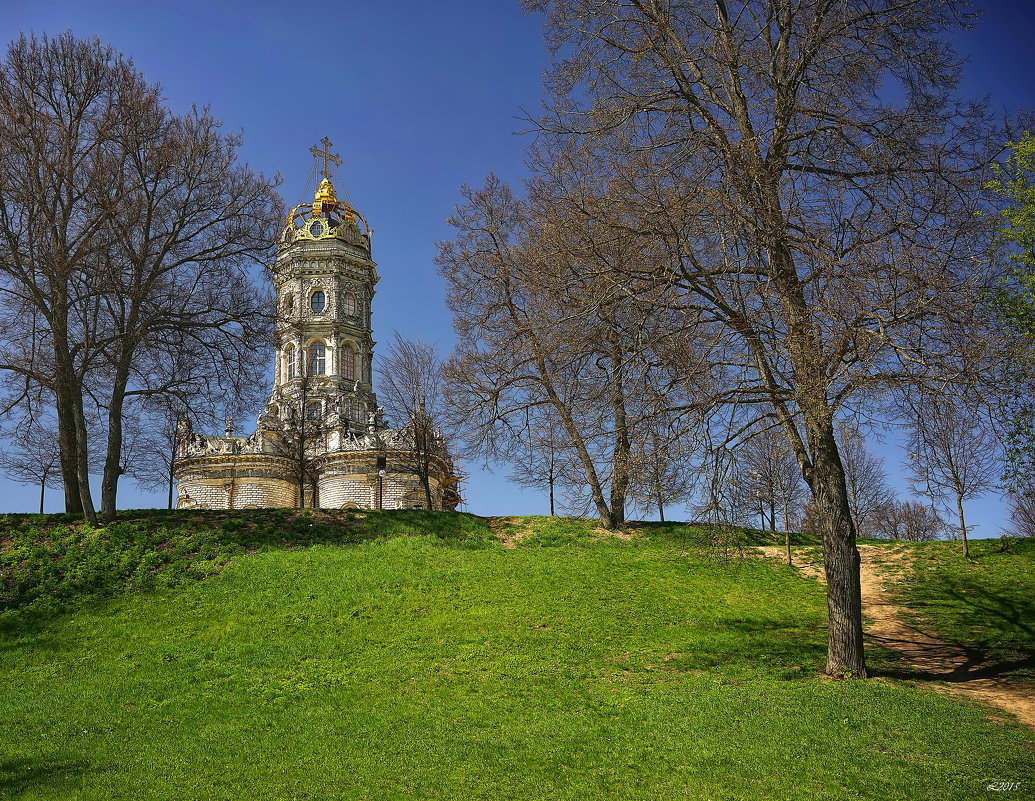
[315, 178, 337, 204]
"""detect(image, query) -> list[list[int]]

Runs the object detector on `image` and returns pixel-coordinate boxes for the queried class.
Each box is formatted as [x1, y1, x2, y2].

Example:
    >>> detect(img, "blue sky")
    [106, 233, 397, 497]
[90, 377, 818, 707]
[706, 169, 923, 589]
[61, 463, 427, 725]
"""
[1, 1, 1033, 532]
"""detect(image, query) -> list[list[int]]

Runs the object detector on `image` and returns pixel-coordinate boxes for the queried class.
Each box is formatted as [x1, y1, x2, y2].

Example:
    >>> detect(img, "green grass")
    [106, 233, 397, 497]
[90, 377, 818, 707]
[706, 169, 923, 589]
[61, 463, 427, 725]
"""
[0, 512, 1032, 799]
[886, 537, 1035, 680]
[0, 508, 495, 630]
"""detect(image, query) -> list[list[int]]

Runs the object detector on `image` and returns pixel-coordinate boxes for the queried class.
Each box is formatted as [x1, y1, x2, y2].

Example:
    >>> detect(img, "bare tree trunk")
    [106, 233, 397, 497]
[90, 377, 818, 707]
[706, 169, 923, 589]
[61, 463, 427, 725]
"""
[419, 437, 435, 510]
[607, 326, 630, 529]
[52, 320, 84, 515]
[101, 362, 132, 520]
[53, 314, 95, 522]
[71, 399, 96, 524]
[55, 393, 82, 514]
[39, 479, 45, 515]
[167, 443, 176, 510]
[956, 493, 970, 558]
[808, 424, 866, 678]
[422, 462, 434, 510]
[547, 392, 617, 529]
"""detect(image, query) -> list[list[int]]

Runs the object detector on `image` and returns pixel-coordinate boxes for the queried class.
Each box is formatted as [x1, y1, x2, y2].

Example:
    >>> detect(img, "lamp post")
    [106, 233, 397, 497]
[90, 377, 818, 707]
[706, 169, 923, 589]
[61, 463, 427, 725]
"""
[378, 469, 386, 510]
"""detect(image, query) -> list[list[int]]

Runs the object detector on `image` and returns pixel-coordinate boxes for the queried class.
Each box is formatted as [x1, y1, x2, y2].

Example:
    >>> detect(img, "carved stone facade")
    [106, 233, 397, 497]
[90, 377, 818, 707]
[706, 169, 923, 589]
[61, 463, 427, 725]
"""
[173, 147, 459, 511]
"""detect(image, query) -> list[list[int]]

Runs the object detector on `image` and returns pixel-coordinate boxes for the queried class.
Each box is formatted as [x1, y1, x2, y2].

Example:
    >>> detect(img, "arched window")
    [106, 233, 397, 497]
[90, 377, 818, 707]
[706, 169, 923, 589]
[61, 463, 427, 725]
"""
[285, 344, 296, 380]
[350, 400, 366, 423]
[341, 343, 356, 381]
[342, 291, 357, 316]
[306, 401, 322, 420]
[310, 290, 326, 313]
[308, 341, 326, 375]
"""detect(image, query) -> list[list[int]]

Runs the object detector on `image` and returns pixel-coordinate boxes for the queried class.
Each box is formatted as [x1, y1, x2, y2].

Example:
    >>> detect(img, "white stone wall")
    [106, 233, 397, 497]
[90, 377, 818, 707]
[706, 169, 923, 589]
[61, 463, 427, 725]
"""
[175, 456, 298, 510]
[176, 475, 299, 510]
[176, 452, 450, 512]
[232, 478, 298, 509]
[317, 473, 375, 509]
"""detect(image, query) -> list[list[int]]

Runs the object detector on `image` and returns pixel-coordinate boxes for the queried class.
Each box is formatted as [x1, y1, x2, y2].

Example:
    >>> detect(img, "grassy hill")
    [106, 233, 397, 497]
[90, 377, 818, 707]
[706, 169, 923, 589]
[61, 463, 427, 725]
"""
[1, 510, 1032, 799]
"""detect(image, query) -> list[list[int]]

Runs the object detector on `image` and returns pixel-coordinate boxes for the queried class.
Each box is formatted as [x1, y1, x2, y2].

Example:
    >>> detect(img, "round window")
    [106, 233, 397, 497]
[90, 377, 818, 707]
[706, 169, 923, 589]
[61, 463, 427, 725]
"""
[310, 290, 325, 313]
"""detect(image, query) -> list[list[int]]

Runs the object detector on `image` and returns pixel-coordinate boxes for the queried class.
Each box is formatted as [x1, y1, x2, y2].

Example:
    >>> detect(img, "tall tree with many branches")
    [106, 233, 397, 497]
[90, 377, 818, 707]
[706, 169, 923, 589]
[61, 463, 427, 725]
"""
[93, 105, 280, 518]
[437, 174, 688, 530]
[0, 32, 152, 521]
[0, 32, 281, 520]
[519, 0, 1003, 677]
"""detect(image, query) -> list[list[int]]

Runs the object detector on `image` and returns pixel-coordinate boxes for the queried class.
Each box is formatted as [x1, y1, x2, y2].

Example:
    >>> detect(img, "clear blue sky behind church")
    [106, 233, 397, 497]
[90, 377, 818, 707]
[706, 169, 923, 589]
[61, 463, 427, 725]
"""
[1, 1, 1033, 533]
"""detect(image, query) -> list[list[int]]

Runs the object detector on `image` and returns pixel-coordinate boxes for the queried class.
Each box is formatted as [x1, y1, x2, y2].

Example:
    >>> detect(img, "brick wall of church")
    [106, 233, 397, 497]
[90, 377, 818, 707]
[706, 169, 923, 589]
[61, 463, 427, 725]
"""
[175, 450, 451, 511]
[175, 455, 298, 510]
[232, 478, 298, 508]
[317, 473, 376, 508]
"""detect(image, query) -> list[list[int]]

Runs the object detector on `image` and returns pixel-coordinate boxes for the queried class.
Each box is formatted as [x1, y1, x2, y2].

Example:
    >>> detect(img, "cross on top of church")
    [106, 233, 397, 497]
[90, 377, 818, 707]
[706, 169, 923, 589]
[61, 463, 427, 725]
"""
[310, 137, 342, 181]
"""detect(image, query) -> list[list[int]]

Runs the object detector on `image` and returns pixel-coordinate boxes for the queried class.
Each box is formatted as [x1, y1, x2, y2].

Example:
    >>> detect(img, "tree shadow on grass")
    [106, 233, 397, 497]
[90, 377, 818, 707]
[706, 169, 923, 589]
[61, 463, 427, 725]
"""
[874, 649, 1035, 684]
[877, 575, 1035, 683]
[868, 579, 1035, 683]
[672, 616, 828, 677]
[870, 627, 1035, 684]
[936, 579, 1035, 644]
[0, 755, 90, 796]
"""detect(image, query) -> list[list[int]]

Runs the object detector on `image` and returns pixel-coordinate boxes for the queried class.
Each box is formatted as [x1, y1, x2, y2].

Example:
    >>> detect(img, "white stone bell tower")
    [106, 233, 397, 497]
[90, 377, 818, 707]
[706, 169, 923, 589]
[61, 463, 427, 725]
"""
[261, 138, 380, 446]
[174, 138, 461, 512]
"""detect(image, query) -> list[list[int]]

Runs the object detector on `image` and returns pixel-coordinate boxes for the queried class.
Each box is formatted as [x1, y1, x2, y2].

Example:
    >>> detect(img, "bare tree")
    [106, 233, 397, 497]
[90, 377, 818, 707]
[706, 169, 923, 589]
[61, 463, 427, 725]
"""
[377, 332, 448, 511]
[276, 356, 328, 509]
[504, 405, 578, 516]
[738, 426, 807, 532]
[737, 424, 808, 563]
[520, 0, 1002, 677]
[628, 411, 697, 523]
[93, 106, 280, 519]
[906, 396, 1000, 557]
[1006, 490, 1035, 539]
[124, 393, 232, 511]
[688, 411, 748, 527]
[837, 421, 896, 539]
[873, 499, 946, 543]
[0, 32, 280, 522]
[437, 175, 685, 529]
[0, 411, 61, 513]
[0, 33, 154, 521]
[123, 400, 188, 510]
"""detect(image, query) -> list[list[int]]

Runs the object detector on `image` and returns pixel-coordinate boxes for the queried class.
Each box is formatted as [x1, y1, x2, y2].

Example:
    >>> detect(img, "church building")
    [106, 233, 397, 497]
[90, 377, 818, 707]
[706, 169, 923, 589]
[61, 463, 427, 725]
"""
[173, 140, 460, 511]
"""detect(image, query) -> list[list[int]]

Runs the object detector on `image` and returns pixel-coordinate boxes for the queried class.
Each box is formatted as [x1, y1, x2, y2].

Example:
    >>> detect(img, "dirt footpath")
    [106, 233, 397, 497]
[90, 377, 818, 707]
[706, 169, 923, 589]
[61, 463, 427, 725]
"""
[758, 544, 1035, 730]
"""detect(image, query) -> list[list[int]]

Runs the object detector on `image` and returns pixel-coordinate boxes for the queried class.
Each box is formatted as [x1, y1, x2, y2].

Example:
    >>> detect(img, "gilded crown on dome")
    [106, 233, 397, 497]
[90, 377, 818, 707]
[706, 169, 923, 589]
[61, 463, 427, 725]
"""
[280, 139, 371, 248]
